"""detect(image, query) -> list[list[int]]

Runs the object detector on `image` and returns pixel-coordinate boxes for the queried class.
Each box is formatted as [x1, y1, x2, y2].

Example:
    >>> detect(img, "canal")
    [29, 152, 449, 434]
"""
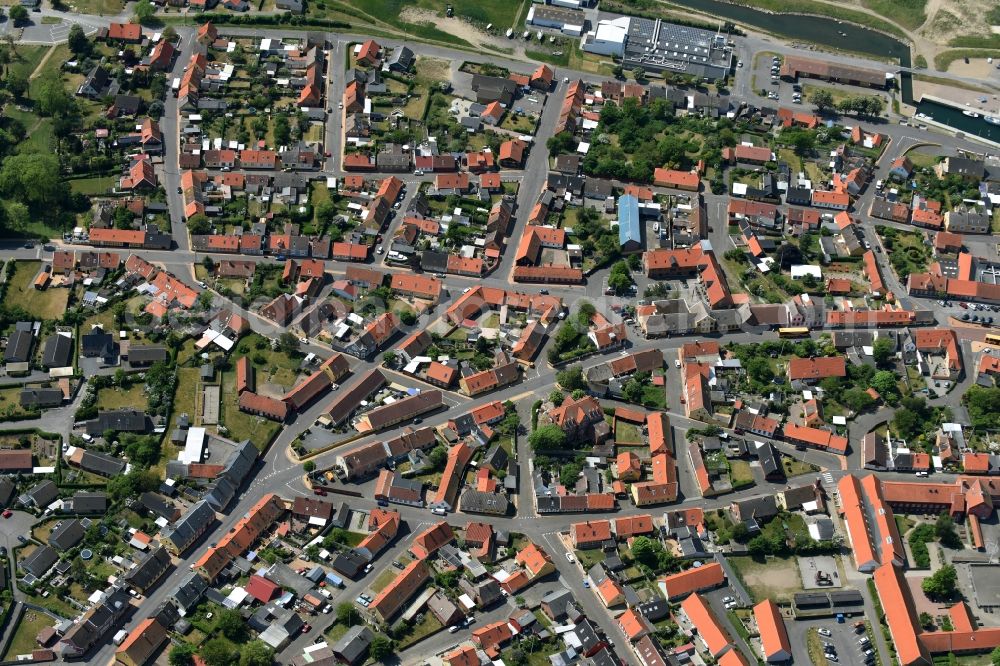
[664, 0, 1000, 142]
[664, 0, 910, 65]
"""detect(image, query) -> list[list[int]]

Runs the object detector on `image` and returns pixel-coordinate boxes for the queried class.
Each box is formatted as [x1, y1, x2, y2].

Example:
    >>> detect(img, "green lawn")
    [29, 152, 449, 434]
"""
[6, 45, 50, 80]
[3, 261, 69, 320]
[4, 106, 54, 155]
[343, 0, 520, 29]
[219, 368, 281, 451]
[574, 549, 605, 570]
[860, 0, 927, 31]
[729, 460, 754, 488]
[68, 176, 117, 196]
[63, 0, 125, 14]
[782, 456, 819, 478]
[615, 419, 643, 444]
[96, 383, 148, 411]
[2, 610, 56, 660]
[27, 45, 71, 97]
[369, 567, 398, 594]
[397, 612, 443, 649]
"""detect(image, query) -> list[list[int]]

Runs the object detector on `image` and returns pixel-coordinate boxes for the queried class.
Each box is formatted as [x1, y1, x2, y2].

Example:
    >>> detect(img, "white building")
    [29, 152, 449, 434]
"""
[581, 16, 630, 57]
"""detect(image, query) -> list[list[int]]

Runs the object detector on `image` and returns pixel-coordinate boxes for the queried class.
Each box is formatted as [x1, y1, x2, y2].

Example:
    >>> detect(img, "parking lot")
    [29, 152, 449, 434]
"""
[750, 53, 803, 106]
[788, 617, 873, 665]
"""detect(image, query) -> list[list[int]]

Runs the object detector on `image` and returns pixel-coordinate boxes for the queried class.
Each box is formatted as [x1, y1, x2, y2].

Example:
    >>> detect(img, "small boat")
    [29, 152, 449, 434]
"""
[986, 116, 1000, 126]
[963, 110, 980, 118]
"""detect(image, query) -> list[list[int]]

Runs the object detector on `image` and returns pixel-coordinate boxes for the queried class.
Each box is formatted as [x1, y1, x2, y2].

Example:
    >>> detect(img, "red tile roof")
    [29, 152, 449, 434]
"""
[753, 599, 791, 661]
[662, 562, 725, 600]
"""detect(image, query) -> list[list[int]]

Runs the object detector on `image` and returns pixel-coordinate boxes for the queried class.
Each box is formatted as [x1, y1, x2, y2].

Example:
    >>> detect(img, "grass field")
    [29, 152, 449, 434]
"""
[397, 612, 443, 650]
[3, 261, 69, 320]
[782, 456, 819, 478]
[219, 368, 281, 451]
[2, 610, 56, 660]
[68, 176, 117, 195]
[64, 0, 125, 14]
[615, 420, 643, 444]
[729, 460, 754, 487]
[6, 45, 50, 81]
[5, 106, 55, 155]
[345, 0, 521, 29]
[96, 383, 148, 411]
[27, 44, 71, 98]
[860, 0, 927, 31]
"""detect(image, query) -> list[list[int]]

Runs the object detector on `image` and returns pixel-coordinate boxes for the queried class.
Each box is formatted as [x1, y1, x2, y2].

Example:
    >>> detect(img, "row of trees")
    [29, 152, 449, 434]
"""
[809, 89, 885, 118]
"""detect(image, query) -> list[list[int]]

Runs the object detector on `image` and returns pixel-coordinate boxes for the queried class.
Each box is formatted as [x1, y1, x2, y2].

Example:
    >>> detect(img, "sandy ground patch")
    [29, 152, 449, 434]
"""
[947, 59, 1000, 79]
[731, 556, 804, 602]
[400, 8, 513, 51]
[919, 0, 996, 45]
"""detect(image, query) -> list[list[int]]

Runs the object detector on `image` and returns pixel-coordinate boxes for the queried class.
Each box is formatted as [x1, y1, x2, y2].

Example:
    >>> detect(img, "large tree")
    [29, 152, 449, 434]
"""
[8, 5, 27, 24]
[872, 337, 895, 367]
[0, 154, 65, 210]
[239, 640, 274, 666]
[169, 643, 196, 666]
[922, 564, 958, 600]
[528, 424, 567, 451]
[67, 24, 90, 55]
[33, 75, 75, 117]
[369, 636, 394, 663]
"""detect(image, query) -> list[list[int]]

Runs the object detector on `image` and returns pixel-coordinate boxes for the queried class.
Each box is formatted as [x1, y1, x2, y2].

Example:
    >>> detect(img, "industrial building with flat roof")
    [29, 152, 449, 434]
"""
[583, 16, 732, 79]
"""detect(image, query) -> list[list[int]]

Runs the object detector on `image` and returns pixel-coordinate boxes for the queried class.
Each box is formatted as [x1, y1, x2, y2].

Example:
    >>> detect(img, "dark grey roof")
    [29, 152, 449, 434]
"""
[333, 549, 367, 579]
[0, 478, 14, 507]
[85, 409, 149, 436]
[49, 519, 85, 550]
[81, 328, 117, 358]
[420, 250, 449, 274]
[20, 388, 63, 408]
[79, 450, 127, 477]
[332, 625, 374, 664]
[140, 492, 179, 521]
[160, 500, 215, 553]
[42, 334, 73, 368]
[733, 495, 778, 521]
[27, 480, 58, 507]
[222, 439, 257, 486]
[64, 491, 108, 514]
[203, 476, 236, 512]
[127, 345, 168, 364]
[4, 328, 34, 363]
[171, 570, 208, 611]
[21, 544, 58, 577]
[124, 546, 171, 590]
[387, 46, 414, 71]
[459, 489, 509, 515]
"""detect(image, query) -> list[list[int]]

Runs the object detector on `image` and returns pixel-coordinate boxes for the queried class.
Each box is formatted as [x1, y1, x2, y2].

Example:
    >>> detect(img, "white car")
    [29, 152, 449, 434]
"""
[674, 359, 681, 368]
[565, 553, 575, 563]
[737, 59, 743, 67]
[299, 337, 308, 345]
[818, 628, 832, 637]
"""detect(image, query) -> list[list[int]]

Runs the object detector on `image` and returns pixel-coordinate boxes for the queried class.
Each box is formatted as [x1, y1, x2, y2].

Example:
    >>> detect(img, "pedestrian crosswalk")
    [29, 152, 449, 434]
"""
[822, 472, 835, 485]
